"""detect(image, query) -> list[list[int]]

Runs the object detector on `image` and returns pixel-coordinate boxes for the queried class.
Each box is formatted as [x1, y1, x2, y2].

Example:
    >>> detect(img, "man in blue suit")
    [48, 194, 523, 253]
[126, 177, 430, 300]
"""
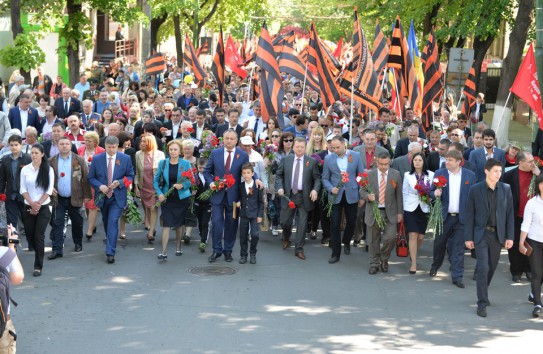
[322, 136, 364, 263]
[465, 158, 514, 317]
[203, 129, 263, 263]
[7, 93, 41, 138]
[468, 129, 505, 182]
[429, 150, 477, 288]
[88, 136, 135, 264]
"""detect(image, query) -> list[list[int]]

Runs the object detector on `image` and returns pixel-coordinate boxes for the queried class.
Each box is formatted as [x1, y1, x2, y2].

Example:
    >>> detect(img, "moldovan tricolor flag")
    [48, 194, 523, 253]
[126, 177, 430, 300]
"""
[225, 35, 248, 79]
[510, 43, 543, 129]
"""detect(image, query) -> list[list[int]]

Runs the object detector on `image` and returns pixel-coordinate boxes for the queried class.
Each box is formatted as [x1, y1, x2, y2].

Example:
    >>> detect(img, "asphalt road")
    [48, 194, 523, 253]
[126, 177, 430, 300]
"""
[11, 222, 542, 354]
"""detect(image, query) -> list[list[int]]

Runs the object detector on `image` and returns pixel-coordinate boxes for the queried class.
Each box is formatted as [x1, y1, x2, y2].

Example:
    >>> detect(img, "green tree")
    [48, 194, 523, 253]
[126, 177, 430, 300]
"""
[0, 33, 46, 81]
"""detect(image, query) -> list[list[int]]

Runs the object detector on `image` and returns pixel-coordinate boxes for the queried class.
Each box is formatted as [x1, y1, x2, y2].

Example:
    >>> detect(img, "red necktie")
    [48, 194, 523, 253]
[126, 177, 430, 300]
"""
[225, 151, 232, 174]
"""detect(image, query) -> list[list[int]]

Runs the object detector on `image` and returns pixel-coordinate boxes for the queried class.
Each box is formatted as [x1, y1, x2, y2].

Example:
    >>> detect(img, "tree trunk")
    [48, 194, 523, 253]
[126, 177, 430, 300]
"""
[173, 15, 183, 68]
[422, 3, 441, 36]
[472, 35, 495, 91]
[66, 0, 82, 87]
[150, 14, 168, 53]
[492, 0, 535, 146]
[10, 0, 30, 82]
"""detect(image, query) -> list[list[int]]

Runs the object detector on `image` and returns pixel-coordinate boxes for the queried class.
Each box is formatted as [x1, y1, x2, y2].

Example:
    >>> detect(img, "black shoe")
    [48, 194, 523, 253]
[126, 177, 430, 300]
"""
[328, 256, 339, 264]
[28, 247, 35, 252]
[429, 267, 437, 277]
[107, 256, 115, 264]
[208, 253, 222, 263]
[512, 275, 521, 283]
[409, 270, 417, 274]
[224, 253, 233, 262]
[103, 238, 107, 244]
[250, 255, 256, 264]
[48, 252, 63, 260]
[310, 231, 317, 240]
[477, 307, 487, 317]
[32, 269, 42, 277]
[526, 272, 533, 281]
[239, 257, 247, 264]
[533, 306, 541, 318]
[453, 280, 465, 288]
[86, 234, 93, 241]
[353, 241, 360, 248]
[183, 234, 191, 245]
[369, 266, 379, 275]
[529, 293, 535, 304]
[380, 261, 389, 273]
[344, 245, 351, 255]
[74, 244, 83, 252]
[321, 238, 330, 245]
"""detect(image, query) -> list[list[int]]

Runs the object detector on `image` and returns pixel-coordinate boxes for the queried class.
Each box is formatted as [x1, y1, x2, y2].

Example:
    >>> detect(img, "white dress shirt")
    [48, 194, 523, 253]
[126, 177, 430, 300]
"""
[291, 156, 304, 191]
[19, 108, 29, 138]
[521, 196, 543, 242]
[244, 179, 254, 195]
[196, 124, 205, 140]
[106, 153, 117, 180]
[224, 149, 235, 167]
[249, 149, 267, 188]
[447, 168, 462, 213]
[20, 164, 55, 205]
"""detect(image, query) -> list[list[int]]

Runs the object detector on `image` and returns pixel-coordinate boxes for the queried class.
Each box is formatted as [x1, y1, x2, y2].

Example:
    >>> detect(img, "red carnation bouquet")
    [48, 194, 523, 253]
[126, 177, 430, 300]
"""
[198, 174, 236, 201]
[528, 157, 543, 198]
[123, 177, 142, 225]
[325, 171, 349, 217]
[155, 168, 196, 207]
[356, 172, 385, 230]
[427, 175, 447, 236]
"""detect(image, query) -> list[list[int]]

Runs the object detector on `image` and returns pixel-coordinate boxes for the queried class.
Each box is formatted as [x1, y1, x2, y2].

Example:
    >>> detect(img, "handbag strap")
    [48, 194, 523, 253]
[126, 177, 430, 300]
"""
[398, 220, 406, 237]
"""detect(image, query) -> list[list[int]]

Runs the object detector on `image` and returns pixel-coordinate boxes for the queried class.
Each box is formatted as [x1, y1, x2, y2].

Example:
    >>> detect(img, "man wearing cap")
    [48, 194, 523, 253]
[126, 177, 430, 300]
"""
[82, 81, 100, 102]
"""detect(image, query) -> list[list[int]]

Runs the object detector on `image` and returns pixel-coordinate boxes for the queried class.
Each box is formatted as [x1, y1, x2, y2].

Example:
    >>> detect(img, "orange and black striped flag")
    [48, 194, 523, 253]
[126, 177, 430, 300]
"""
[278, 44, 320, 92]
[211, 27, 225, 107]
[195, 37, 211, 56]
[145, 53, 165, 76]
[272, 31, 295, 55]
[339, 8, 382, 112]
[372, 20, 389, 85]
[240, 38, 248, 63]
[251, 69, 260, 101]
[386, 17, 419, 114]
[255, 22, 285, 125]
[184, 34, 207, 87]
[308, 22, 341, 110]
[420, 29, 443, 132]
[461, 64, 477, 115]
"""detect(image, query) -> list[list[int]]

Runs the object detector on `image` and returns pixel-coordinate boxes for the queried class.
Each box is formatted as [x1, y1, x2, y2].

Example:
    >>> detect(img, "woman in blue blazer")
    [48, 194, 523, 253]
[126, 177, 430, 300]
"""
[153, 140, 193, 260]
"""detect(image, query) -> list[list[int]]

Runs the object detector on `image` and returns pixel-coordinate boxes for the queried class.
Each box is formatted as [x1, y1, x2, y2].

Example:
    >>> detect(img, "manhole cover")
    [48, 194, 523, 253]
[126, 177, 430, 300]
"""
[189, 266, 237, 276]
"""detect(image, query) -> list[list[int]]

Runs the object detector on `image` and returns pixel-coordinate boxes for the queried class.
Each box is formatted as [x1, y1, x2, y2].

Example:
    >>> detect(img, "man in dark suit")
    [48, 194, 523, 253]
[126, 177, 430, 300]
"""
[427, 139, 451, 172]
[216, 109, 243, 138]
[54, 88, 82, 119]
[88, 136, 135, 264]
[429, 150, 477, 288]
[7, 93, 41, 138]
[322, 136, 364, 263]
[204, 130, 264, 263]
[503, 151, 537, 282]
[191, 109, 212, 140]
[391, 142, 422, 181]
[160, 107, 183, 145]
[0, 135, 31, 229]
[457, 114, 472, 140]
[532, 128, 543, 160]
[464, 130, 484, 160]
[211, 107, 227, 133]
[360, 151, 403, 274]
[82, 81, 100, 102]
[48, 137, 92, 259]
[42, 123, 77, 158]
[80, 99, 101, 130]
[275, 137, 321, 260]
[469, 129, 506, 182]
[176, 84, 199, 111]
[394, 125, 423, 158]
[465, 158, 514, 317]
[472, 94, 487, 122]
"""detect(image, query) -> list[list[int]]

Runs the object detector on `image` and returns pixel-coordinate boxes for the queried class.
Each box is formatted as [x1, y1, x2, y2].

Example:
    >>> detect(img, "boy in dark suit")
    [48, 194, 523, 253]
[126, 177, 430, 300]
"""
[236, 162, 264, 264]
[194, 158, 212, 253]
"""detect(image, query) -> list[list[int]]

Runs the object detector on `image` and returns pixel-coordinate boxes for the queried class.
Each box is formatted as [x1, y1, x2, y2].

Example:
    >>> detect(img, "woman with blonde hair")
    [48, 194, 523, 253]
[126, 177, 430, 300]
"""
[135, 133, 165, 242]
[306, 126, 326, 155]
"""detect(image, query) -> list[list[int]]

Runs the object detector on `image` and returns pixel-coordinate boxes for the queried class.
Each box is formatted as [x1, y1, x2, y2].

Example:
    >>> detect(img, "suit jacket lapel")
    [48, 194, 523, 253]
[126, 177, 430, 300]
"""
[479, 183, 489, 215]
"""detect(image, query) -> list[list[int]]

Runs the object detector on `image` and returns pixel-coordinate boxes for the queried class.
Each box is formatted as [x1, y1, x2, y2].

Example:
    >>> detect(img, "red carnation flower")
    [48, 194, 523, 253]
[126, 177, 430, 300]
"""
[187, 127, 195, 133]
[60, 172, 65, 177]
[288, 201, 296, 209]
[88, 156, 93, 162]
[0, 194, 6, 202]
[123, 176, 132, 188]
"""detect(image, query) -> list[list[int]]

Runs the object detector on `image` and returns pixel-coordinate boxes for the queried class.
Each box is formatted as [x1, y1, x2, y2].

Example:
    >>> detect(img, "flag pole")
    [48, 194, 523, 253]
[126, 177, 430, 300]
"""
[496, 92, 513, 130]
[391, 69, 402, 121]
[455, 92, 464, 112]
[380, 67, 388, 96]
[247, 66, 255, 105]
[300, 62, 309, 113]
[350, 78, 354, 145]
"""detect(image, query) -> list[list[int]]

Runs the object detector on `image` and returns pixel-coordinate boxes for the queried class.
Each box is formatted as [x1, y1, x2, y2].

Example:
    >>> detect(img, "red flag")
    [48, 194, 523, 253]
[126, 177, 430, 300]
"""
[333, 37, 343, 58]
[225, 35, 247, 79]
[510, 43, 543, 129]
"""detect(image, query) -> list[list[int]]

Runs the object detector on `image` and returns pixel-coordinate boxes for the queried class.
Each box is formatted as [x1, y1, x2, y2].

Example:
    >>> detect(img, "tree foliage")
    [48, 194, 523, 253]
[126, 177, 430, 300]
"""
[0, 33, 46, 71]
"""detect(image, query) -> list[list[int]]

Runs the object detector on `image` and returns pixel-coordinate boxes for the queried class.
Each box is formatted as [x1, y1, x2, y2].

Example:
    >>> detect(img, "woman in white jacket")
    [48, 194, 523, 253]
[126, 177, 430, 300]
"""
[402, 153, 434, 274]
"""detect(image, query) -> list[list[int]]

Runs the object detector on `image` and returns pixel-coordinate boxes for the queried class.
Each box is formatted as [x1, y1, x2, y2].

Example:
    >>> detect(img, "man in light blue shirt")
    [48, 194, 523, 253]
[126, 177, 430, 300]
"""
[73, 74, 90, 96]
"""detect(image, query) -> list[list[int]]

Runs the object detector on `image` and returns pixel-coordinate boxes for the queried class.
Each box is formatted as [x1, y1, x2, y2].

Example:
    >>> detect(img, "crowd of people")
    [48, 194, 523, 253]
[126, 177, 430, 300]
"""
[0, 62, 540, 320]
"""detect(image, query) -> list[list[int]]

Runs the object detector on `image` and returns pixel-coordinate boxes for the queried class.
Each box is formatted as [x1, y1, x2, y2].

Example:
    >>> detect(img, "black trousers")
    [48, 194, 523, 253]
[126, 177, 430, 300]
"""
[508, 216, 531, 276]
[22, 204, 51, 271]
[51, 197, 84, 253]
[194, 203, 211, 243]
[527, 238, 543, 305]
[239, 217, 259, 257]
[330, 195, 358, 259]
[310, 198, 330, 239]
[475, 230, 502, 308]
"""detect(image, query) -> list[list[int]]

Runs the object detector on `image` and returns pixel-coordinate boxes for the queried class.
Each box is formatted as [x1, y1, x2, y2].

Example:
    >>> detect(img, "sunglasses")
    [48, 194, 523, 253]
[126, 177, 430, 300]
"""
[320, 124, 329, 128]
[450, 134, 459, 137]
[164, 109, 172, 112]
[295, 104, 302, 106]
[283, 139, 293, 142]
[271, 135, 280, 138]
